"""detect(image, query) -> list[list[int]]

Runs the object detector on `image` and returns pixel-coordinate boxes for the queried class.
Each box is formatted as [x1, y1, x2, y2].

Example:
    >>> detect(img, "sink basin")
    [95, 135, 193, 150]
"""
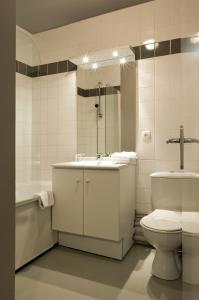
[52, 159, 128, 170]
[151, 171, 199, 179]
[61, 160, 125, 167]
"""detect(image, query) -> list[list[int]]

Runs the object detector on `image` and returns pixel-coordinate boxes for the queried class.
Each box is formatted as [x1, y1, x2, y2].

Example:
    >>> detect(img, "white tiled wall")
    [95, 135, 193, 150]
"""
[16, 26, 33, 65]
[136, 52, 199, 214]
[16, 73, 33, 184]
[36, 72, 77, 181]
[16, 72, 77, 183]
[16, 26, 41, 67]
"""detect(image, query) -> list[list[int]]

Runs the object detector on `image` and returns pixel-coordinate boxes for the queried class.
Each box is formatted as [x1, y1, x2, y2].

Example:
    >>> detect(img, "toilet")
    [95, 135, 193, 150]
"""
[141, 209, 182, 280]
[140, 172, 182, 280]
[182, 212, 199, 285]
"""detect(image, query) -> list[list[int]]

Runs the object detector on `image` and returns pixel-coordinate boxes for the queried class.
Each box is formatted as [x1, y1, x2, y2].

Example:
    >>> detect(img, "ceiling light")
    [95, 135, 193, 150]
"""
[112, 50, 119, 57]
[82, 56, 89, 63]
[190, 33, 199, 44]
[144, 39, 158, 50]
[120, 57, 126, 64]
[92, 63, 98, 69]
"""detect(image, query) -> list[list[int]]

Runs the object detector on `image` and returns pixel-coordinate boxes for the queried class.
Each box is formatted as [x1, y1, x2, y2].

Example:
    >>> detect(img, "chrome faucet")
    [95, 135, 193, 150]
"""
[96, 152, 111, 159]
[96, 153, 103, 159]
[166, 125, 199, 170]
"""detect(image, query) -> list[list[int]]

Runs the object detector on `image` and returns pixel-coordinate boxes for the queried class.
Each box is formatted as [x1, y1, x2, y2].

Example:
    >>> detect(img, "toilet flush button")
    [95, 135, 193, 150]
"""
[142, 131, 152, 143]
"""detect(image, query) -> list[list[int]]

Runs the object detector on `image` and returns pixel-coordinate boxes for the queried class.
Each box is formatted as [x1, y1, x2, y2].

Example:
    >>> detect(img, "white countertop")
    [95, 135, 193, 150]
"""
[52, 161, 129, 170]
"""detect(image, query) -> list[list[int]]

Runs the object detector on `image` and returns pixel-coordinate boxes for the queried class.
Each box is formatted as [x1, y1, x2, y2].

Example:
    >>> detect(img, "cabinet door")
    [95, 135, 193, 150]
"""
[84, 170, 120, 241]
[52, 168, 83, 235]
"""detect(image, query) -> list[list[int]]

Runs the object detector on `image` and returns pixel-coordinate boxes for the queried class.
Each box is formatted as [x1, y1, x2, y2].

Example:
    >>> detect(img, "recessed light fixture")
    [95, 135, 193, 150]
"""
[112, 50, 119, 57]
[144, 39, 158, 50]
[120, 57, 126, 64]
[92, 63, 98, 69]
[82, 55, 89, 63]
[190, 33, 199, 44]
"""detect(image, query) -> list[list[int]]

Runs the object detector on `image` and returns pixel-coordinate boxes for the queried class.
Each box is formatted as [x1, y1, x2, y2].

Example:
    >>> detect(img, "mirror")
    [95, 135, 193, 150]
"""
[72, 46, 136, 156]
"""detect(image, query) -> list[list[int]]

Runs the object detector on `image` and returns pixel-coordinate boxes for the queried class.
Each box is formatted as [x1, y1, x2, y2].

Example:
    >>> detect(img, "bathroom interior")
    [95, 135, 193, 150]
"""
[13, 0, 199, 299]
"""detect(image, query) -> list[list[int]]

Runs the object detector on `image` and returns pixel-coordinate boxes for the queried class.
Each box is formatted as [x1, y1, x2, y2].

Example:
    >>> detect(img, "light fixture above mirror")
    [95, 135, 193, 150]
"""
[71, 46, 134, 69]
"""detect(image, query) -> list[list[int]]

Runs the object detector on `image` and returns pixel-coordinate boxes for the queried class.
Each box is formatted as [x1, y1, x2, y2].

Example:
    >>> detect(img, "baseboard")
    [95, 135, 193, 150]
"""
[59, 232, 133, 260]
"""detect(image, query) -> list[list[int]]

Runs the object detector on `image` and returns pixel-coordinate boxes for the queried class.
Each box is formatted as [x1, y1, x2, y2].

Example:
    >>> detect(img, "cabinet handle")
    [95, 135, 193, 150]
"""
[85, 179, 91, 183]
[76, 178, 81, 183]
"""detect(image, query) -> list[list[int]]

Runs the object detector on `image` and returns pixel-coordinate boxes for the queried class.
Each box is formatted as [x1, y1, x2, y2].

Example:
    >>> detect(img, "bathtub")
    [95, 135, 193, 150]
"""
[15, 181, 58, 270]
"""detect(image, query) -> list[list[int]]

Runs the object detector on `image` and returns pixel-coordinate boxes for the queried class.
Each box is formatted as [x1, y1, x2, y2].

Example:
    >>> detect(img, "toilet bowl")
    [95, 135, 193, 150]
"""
[140, 209, 182, 280]
[182, 212, 199, 285]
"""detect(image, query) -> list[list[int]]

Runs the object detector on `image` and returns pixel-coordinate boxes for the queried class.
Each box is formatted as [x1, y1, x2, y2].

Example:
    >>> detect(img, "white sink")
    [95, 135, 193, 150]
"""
[52, 159, 128, 170]
[77, 160, 112, 165]
[68, 160, 117, 167]
[151, 171, 199, 179]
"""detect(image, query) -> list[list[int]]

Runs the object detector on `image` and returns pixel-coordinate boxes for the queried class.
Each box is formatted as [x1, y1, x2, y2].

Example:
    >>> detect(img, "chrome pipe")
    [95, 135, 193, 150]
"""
[184, 138, 199, 143]
[98, 82, 103, 118]
[180, 125, 184, 170]
[166, 125, 199, 170]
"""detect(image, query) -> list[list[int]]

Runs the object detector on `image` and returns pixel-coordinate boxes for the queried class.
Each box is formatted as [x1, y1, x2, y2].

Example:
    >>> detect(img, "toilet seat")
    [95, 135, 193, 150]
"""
[182, 212, 199, 236]
[140, 209, 181, 233]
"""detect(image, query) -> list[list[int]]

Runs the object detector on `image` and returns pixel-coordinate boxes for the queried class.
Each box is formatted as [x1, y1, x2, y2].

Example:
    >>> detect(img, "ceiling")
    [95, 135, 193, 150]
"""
[16, 0, 152, 34]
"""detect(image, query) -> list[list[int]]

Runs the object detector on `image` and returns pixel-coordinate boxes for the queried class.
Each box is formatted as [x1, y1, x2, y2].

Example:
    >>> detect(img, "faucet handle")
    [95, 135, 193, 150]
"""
[97, 153, 102, 159]
[104, 152, 111, 157]
[166, 138, 180, 144]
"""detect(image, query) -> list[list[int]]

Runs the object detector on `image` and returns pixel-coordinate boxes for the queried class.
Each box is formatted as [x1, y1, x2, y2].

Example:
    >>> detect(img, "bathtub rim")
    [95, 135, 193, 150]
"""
[15, 197, 39, 208]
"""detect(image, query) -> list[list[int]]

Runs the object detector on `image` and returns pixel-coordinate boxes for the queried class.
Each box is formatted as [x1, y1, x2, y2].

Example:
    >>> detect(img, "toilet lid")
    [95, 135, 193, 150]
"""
[141, 209, 181, 232]
[182, 212, 199, 235]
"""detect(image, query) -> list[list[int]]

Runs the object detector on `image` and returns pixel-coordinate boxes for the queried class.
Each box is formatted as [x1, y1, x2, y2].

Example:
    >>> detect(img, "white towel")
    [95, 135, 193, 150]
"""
[36, 191, 55, 209]
[111, 151, 137, 159]
[111, 151, 137, 165]
[111, 157, 130, 164]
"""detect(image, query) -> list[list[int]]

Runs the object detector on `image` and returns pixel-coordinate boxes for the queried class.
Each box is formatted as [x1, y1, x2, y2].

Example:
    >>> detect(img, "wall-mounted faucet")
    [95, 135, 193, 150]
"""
[166, 125, 199, 170]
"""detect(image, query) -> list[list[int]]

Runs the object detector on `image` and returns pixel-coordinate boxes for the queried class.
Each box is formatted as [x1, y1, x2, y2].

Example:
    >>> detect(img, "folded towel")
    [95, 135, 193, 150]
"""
[111, 157, 130, 164]
[111, 151, 137, 159]
[35, 191, 55, 209]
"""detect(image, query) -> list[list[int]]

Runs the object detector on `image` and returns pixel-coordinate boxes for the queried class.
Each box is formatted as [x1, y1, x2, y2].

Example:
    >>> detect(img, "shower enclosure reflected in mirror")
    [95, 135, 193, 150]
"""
[72, 46, 136, 156]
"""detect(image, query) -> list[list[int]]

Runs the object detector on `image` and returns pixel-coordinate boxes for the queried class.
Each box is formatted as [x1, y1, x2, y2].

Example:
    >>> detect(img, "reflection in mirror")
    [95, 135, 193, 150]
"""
[71, 46, 136, 156]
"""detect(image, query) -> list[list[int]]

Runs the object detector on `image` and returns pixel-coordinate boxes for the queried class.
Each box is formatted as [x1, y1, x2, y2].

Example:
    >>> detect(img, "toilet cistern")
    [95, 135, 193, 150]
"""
[166, 125, 199, 170]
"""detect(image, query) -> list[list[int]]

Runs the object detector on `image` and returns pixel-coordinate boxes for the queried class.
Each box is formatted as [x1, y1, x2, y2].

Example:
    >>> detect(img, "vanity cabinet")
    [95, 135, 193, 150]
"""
[52, 169, 84, 235]
[84, 169, 121, 241]
[52, 162, 136, 259]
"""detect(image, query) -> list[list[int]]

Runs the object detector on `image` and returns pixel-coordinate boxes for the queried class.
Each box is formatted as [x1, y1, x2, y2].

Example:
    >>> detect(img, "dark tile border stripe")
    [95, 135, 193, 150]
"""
[16, 59, 77, 77]
[131, 36, 199, 60]
[16, 35, 199, 78]
[77, 86, 120, 98]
